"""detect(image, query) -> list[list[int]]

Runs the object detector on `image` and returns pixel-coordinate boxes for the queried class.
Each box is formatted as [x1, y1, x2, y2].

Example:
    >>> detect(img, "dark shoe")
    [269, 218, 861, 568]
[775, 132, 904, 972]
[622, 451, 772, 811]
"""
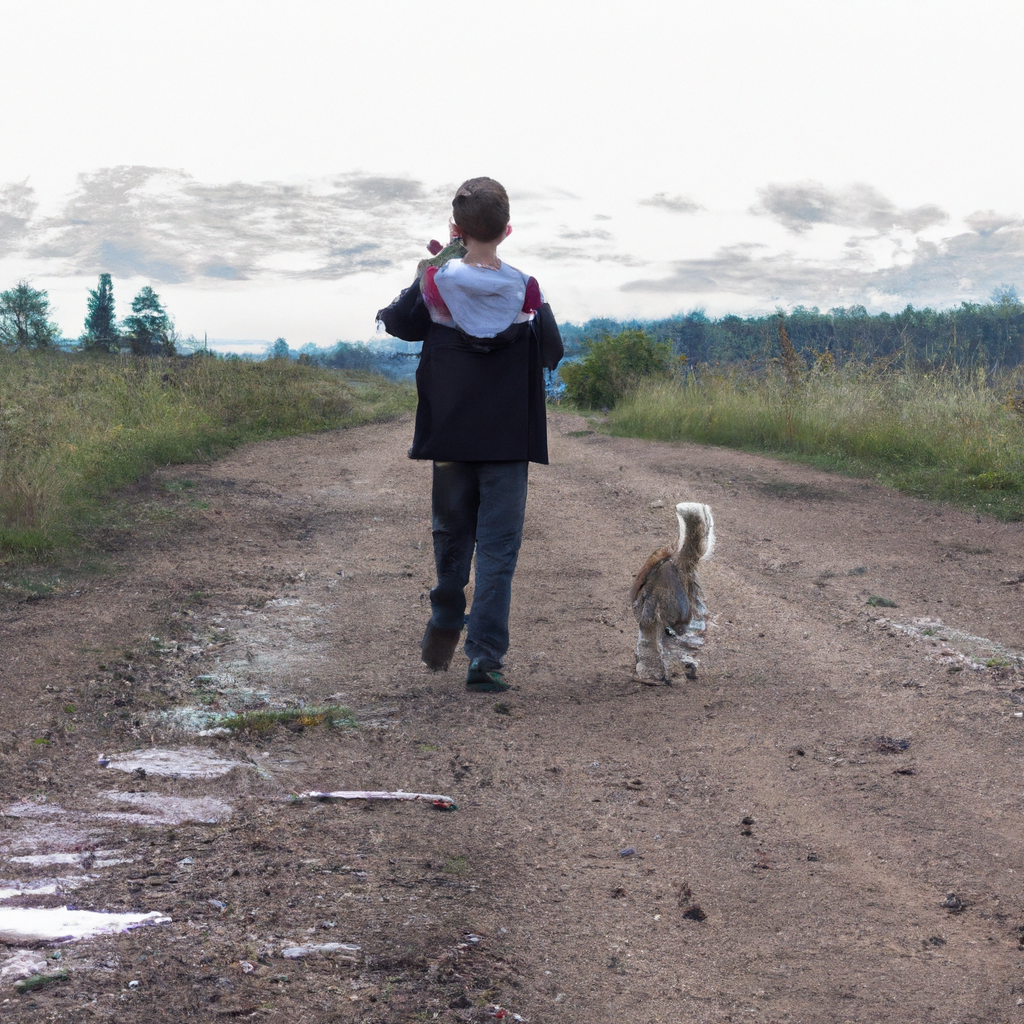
[466, 658, 509, 692]
[421, 624, 462, 671]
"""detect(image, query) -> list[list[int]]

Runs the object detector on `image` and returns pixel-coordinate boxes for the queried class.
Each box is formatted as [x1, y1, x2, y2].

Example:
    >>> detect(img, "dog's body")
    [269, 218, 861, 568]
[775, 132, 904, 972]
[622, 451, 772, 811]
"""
[631, 502, 714, 684]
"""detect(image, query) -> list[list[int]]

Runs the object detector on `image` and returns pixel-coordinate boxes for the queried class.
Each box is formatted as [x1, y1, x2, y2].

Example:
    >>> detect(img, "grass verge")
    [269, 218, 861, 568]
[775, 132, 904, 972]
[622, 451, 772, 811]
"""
[0, 351, 415, 558]
[606, 365, 1024, 520]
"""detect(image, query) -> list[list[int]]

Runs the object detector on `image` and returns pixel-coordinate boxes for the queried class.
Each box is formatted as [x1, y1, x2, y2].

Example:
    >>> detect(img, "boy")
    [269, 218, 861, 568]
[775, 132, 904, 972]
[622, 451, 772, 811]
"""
[376, 177, 563, 692]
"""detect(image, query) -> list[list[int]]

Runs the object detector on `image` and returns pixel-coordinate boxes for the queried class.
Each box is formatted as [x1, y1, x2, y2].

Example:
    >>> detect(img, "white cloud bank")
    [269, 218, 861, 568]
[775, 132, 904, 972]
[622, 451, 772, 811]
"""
[2, 170, 1023, 343]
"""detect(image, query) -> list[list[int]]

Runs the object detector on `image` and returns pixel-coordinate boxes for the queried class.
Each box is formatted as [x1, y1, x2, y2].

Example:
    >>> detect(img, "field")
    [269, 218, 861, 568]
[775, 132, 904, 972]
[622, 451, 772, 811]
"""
[608, 363, 1024, 522]
[0, 350, 415, 557]
[2, 410, 1023, 1022]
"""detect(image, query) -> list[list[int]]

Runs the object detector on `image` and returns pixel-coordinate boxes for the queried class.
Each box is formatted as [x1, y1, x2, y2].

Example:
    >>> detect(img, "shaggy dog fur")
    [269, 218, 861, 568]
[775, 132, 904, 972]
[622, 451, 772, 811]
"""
[631, 502, 715, 684]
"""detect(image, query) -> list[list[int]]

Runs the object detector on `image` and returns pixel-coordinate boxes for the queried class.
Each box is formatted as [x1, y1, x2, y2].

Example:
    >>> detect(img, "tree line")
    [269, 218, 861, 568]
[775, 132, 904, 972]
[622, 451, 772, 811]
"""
[0, 275, 175, 355]
[6, 272, 1024, 374]
[561, 288, 1024, 372]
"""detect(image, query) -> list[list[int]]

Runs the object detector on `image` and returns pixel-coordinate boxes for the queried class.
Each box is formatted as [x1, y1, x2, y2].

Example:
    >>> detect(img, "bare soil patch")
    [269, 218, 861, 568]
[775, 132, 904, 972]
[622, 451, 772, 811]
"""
[2, 412, 1024, 1022]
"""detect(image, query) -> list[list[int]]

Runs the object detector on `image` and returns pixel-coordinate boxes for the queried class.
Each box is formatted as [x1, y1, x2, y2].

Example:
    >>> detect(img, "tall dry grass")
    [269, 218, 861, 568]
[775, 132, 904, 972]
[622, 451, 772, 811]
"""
[0, 350, 415, 555]
[608, 363, 1024, 520]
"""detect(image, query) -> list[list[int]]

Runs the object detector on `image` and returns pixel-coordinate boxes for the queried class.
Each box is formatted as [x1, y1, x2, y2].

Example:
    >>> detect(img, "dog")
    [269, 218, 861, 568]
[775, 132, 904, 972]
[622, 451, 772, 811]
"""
[631, 502, 714, 684]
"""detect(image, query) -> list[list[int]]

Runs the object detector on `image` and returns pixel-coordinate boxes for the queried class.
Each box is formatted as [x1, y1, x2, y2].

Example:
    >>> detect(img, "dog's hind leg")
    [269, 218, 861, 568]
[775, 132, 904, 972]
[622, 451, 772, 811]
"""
[663, 627, 700, 679]
[635, 624, 667, 685]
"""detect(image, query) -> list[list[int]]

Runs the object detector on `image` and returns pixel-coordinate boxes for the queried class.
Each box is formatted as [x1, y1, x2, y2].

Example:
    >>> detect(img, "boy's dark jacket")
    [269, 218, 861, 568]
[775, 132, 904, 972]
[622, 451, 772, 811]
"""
[377, 278, 563, 464]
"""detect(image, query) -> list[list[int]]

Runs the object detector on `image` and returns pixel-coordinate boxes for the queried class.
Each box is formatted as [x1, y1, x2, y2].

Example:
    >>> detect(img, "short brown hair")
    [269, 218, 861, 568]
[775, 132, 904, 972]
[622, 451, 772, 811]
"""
[452, 177, 509, 242]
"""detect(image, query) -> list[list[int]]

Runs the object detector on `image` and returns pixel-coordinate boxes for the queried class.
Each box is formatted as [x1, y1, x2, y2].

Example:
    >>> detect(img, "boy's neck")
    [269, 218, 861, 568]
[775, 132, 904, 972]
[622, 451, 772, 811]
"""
[461, 235, 502, 270]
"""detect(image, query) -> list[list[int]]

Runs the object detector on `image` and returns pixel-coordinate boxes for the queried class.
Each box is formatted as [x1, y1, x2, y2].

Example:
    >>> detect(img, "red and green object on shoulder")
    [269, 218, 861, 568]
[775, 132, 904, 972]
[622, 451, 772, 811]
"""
[417, 237, 467, 278]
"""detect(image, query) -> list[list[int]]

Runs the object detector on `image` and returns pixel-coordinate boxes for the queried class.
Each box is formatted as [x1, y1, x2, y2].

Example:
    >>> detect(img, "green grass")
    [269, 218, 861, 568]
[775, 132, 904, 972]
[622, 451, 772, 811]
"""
[442, 854, 469, 874]
[218, 704, 356, 735]
[606, 363, 1024, 520]
[15, 970, 68, 994]
[0, 350, 415, 557]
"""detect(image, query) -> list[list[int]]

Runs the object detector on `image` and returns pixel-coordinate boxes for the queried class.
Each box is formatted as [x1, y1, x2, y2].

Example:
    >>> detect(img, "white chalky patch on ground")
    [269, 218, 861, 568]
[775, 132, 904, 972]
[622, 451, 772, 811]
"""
[156, 706, 231, 734]
[97, 792, 232, 824]
[153, 675, 289, 735]
[4, 801, 69, 819]
[104, 746, 244, 778]
[0, 819, 114, 865]
[0, 906, 170, 944]
[880, 617, 1024, 672]
[7, 853, 90, 867]
[0, 949, 48, 984]
[281, 942, 361, 958]
[0, 876, 92, 899]
[5, 792, 231, 840]
[0, 883, 57, 900]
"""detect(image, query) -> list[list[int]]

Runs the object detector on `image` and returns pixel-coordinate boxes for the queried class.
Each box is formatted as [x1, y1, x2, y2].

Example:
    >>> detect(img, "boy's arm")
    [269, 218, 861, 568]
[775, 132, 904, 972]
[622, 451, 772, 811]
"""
[535, 301, 564, 370]
[376, 278, 432, 342]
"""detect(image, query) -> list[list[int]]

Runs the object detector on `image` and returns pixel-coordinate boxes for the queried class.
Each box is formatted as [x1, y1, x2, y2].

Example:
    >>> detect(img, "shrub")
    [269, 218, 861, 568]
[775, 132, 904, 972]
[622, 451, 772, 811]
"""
[560, 328, 673, 409]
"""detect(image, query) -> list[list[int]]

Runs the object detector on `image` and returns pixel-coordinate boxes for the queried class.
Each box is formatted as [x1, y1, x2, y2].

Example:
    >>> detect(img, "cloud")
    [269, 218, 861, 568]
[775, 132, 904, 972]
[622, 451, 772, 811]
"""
[530, 243, 642, 266]
[559, 228, 614, 241]
[2, 169, 645, 285]
[5, 169, 1021, 315]
[621, 243, 863, 298]
[22, 167, 447, 282]
[639, 192, 702, 214]
[622, 225, 1024, 308]
[0, 180, 37, 256]
[754, 181, 947, 235]
[525, 220, 635, 263]
[964, 209, 1024, 236]
[511, 187, 582, 202]
[875, 226, 1024, 296]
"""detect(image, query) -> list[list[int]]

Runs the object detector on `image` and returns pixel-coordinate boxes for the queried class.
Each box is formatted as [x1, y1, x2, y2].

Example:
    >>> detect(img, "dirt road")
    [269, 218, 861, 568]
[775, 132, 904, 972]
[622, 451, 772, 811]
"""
[2, 411, 1024, 1023]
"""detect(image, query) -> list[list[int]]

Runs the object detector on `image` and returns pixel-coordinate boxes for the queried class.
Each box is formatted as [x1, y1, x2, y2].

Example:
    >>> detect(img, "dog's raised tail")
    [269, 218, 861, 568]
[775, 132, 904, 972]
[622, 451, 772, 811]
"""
[674, 502, 715, 567]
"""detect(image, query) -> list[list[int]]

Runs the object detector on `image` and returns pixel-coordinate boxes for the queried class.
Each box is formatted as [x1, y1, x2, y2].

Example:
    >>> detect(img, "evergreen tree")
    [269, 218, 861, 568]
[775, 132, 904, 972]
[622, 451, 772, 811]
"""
[269, 337, 290, 359]
[0, 280, 61, 349]
[123, 286, 174, 356]
[83, 273, 118, 350]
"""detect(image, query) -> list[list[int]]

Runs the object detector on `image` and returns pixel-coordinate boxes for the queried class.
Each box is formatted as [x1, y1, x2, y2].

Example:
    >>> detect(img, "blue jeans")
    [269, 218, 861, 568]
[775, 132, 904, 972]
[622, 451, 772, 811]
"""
[429, 461, 529, 667]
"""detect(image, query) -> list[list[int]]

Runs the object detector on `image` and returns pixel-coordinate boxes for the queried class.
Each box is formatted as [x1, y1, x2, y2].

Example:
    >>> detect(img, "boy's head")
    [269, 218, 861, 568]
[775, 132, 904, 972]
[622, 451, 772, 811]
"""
[452, 177, 509, 243]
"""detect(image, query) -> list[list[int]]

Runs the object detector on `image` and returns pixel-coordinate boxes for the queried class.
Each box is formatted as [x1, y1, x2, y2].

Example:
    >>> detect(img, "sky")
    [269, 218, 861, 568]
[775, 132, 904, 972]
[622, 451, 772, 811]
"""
[2, 0, 1024, 353]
